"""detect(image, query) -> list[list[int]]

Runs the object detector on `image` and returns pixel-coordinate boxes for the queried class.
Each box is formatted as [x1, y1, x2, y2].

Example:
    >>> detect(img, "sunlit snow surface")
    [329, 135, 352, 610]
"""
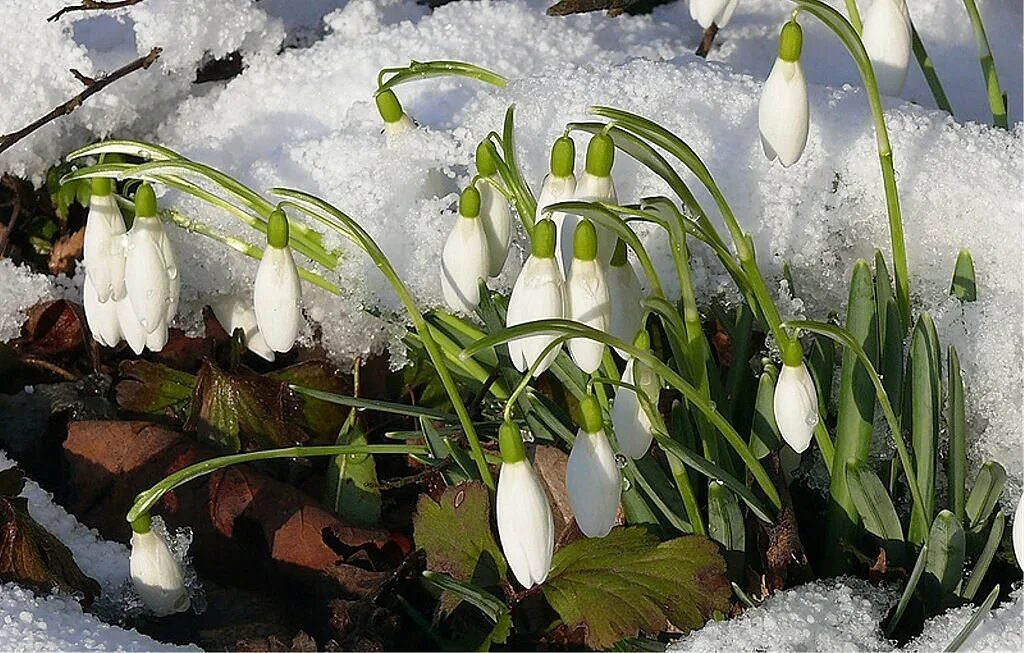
[0, 1, 1021, 650]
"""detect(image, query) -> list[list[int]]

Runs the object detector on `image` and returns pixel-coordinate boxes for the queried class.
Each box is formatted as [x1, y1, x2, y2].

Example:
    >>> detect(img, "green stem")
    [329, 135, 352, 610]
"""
[911, 24, 954, 115]
[961, 0, 1008, 129]
[127, 444, 427, 523]
[843, 0, 862, 32]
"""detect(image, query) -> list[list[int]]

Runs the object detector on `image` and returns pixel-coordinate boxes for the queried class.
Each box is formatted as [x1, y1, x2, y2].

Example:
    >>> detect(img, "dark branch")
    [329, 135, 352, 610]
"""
[0, 47, 161, 157]
[695, 23, 720, 58]
[47, 0, 144, 23]
[547, 0, 635, 16]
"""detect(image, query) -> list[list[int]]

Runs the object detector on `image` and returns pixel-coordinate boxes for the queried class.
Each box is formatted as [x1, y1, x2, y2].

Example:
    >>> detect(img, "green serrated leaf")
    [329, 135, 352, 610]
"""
[413, 482, 507, 614]
[543, 528, 730, 648]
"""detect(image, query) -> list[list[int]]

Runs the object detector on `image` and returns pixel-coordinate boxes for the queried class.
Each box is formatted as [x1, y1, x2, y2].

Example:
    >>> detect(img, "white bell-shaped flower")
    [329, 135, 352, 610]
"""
[613, 337, 659, 460]
[83, 273, 121, 347]
[690, 0, 740, 29]
[759, 20, 809, 168]
[572, 133, 618, 264]
[861, 0, 912, 96]
[607, 239, 644, 359]
[440, 186, 490, 314]
[253, 209, 303, 352]
[124, 184, 176, 334]
[536, 136, 578, 275]
[495, 421, 554, 588]
[567, 395, 622, 538]
[376, 89, 416, 138]
[507, 219, 565, 377]
[566, 220, 611, 374]
[117, 294, 148, 355]
[211, 294, 275, 362]
[772, 343, 819, 453]
[475, 141, 512, 277]
[1014, 492, 1024, 572]
[83, 177, 126, 303]
[129, 515, 190, 617]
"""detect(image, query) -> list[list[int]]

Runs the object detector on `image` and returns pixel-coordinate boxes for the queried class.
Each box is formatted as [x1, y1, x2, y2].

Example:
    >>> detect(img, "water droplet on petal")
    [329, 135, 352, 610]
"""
[805, 413, 819, 427]
[614, 453, 628, 469]
[521, 429, 534, 443]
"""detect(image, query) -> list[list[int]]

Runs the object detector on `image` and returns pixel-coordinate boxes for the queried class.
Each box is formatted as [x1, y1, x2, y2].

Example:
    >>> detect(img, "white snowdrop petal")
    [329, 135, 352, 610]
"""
[536, 174, 578, 275]
[773, 362, 819, 453]
[254, 245, 303, 352]
[567, 258, 611, 373]
[507, 256, 565, 376]
[690, 0, 739, 29]
[574, 172, 618, 263]
[861, 0, 912, 96]
[607, 261, 643, 359]
[116, 295, 148, 355]
[566, 428, 622, 537]
[125, 218, 171, 334]
[440, 215, 489, 314]
[758, 57, 809, 167]
[1014, 493, 1024, 572]
[480, 182, 512, 276]
[83, 194, 127, 303]
[383, 114, 416, 139]
[496, 459, 554, 587]
[144, 319, 169, 352]
[613, 359, 655, 459]
[130, 528, 190, 617]
[83, 273, 122, 347]
[212, 294, 276, 362]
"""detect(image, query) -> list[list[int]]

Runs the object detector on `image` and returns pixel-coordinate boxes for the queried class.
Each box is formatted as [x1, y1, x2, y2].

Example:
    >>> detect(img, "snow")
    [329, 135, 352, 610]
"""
[0, 0, 1022, 649]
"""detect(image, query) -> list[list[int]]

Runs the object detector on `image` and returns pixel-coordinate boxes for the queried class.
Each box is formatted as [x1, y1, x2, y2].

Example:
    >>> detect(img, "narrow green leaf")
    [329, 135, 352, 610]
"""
[376, 60, 506, 93]
[542, 528, 731, 648]
[707, 481, 745, 581]
[806, 333, 835, 422]
[965, 461, 1007, 530]
[749, 369, 781, 460]
[323, 422, 381, 526]
[949, 249, 977, 302]
[944, 584, 1000, 652]
[631, 456, 693, 534]
[290, 384, 457, 421]
[826, 259, 879, 571]
[948, 346, 968, 522]
[922, 510, 966, 613]
[886, 543, 929, 636]
[420, 571, 508, 623]
[420, 416, 475, 484]
[846, 461, 905, 564]
[908, 313, 942, 545]
[961, 511, 1003, 601]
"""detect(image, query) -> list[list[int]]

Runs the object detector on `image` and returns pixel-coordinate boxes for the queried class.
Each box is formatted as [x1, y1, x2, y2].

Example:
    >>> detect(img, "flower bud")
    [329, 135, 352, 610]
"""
[567, 395, 621, 537]
[440, 187, 489, 313]
[507, 219, 565, 376]
[607, 239, 644, 359]
[211, 294, 275, 362]
[83, 177, 126, 303]
[772, 342, 818, 453]
[254, 209, 303, 352]
[759, 20, 809, 167]
[129, 514, 190, 617]
[613, 348, 659, 460]
[124, 184, 175, 335]
[690, 0, 739, 30]
[573, 134, 618, 263]
[474, 147, 512, 275]
[376, 89, 416, 137]
[566, 221, 611, 373]
[861, 0, 912, 96]
[537, 136, 578, 275]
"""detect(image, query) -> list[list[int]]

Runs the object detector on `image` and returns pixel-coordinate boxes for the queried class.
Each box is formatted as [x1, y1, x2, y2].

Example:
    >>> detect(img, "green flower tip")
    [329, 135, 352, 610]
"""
[610, 238, 628, 266]
[550, 135, 576, 177]
[781, 338, 803, 367]
[532, 218, 557, 258]
[476, 140, 499, 177]
[573, 219, 598, 262]
[778, 20, 803, 62]
[91, 176, 113, 197]
[632, 328, 650, 350]
[134, 183, 157, 218]
[459, 185, 481, 218]
[130, 512, 152, 534]
[578, 394, 604, 434]
[375, 89, 404, 124]
[498, 420, 526, 464]
[585, 132, 614, 177]
[267, 208, 290, 248]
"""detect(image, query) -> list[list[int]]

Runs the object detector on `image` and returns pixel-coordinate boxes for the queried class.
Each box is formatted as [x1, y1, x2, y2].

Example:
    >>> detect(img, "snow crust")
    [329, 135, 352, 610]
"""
[0, 1, 1022, 649]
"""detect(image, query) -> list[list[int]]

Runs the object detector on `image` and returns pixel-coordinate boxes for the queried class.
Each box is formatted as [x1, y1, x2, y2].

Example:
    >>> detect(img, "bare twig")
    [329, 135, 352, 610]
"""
[0, 47, 161, 156]
[0, 175, 27, 258]
[695, 23, 720, 58]
[547, 0, 637, 16]
[47, 0, 144, 23]
[21, 356, 79, 381]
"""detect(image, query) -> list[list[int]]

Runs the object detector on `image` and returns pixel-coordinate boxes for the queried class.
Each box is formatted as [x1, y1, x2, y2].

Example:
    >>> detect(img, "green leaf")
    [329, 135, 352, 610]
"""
[965, 461, 1007, 530]
[270, 361, 352, 440]
[542, 528, 731, 648]
[944, 584, 1000, 652]
[376, 60, 507, 93]
[323, 420, 381, 527]
[749, 369, 781, 460]
[886, 542, 929, 636]
[845, 461, 905, 564]
[949, 249, 977, 302]
[421, 571, 508, 624]
[707, 481, 745, 581]
[908, 313, 941, 545]
[922, 510, 966, 613]
[961, 511, 1003, 601]
[947, 346, 968, 523]
[115, 360, 195, 418]
[413, 482, 507, 613]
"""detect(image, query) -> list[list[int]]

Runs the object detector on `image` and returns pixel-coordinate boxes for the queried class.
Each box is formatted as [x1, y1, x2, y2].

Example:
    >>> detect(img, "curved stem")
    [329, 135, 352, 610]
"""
[843, 0, 862, 32]
[127, 444, 427, 523]
[961, 0, 1008, 129]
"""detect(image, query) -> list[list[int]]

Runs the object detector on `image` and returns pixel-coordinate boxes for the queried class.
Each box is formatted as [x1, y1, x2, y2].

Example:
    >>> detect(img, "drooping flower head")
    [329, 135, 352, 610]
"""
[440, 186, 490, 314]
[613, 331, 659, 460]
[567, 394, 622, 538]
[861, 0, 912, 96]
[607, 238, 644, 359]
[495, 421, 554, 588]
[253, 208, 303, 352]
[129, 513, 190, 617]
[211, 294, 275, 362]
[376, 88, 416, 137]
[571, 133, 618, 264]
[537, 135, 578, 275]
[475, 140, 512, 276]
[83, 176, 127, 303]
[759, 19, 809, 167]
[772, 339, 819, 453]
[566, 219, 611, 374]
[124, 183, 177, 337]
[507, 218, 565, 376]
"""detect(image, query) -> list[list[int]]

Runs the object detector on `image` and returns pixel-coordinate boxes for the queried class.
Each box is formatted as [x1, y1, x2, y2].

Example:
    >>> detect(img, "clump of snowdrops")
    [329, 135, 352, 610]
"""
[61, 0, 1019, 646]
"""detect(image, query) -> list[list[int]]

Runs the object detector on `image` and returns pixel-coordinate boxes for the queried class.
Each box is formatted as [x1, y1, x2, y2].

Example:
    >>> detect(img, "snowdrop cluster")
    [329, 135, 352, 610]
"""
[83, 180, 179, 354]
[129, 514, 190, 616]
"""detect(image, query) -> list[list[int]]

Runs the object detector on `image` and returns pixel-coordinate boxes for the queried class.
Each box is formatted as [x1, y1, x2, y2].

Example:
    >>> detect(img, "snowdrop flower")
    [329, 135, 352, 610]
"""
[253, 209, 303, 352]
[613, 333, 659, 459]
[1014, 492, 1024, 572]
[129, 514, 190, 617]
[566, 220, 611, 374]
[861, 0, 912, 96]
[507, 219, 565, 376]
[536, 136, 578, 275]
[211, 294, 275, 362]
[759, 20, 809, 168]
[607, 239, 644, 359]
[690, 0, 739, 29]
[83, 177, 126, 303]
[496, 421, 554, 588]
[567, 395, 622, 538]
[83, 273, 121, 347]
[440, 186, 489, 314]
[475, 141, 512, 276]
[376, 89, 416, 138]
[124, 184, 177, 337]
[572, 133, 618, 264]
[772, 342, 819, 453]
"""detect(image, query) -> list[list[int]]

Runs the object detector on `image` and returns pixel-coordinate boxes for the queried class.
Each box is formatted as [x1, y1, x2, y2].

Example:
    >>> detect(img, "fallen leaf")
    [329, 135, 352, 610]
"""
[19, 300, 83, 358]
[48, 227, 84, 275]
[116, 359, 195, 420]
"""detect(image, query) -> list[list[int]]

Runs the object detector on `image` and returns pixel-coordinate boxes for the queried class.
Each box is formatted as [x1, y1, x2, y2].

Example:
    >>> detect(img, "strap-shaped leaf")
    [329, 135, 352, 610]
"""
[707, 481, 745, 580]
[965, 461, 1007, 530]
[908, 313, 941, 544]
[947, 346, 968, 522]
[922, 510, 966, 613]
[961, 511, 1004, 601]
[886, 542, 929, 636]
